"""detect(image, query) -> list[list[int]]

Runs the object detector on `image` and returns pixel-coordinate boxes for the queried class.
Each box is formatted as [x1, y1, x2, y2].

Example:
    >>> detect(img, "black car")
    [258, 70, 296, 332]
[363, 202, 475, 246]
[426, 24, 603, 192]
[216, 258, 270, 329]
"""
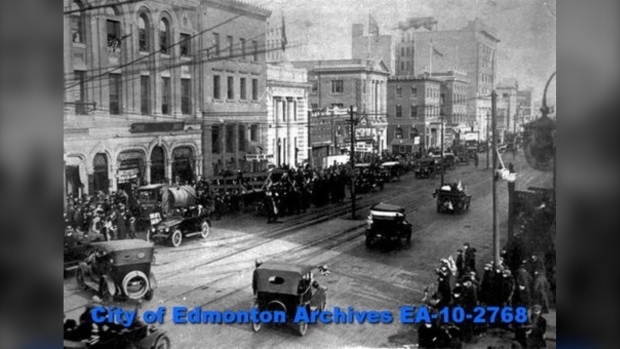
[365, 203, 412, 248]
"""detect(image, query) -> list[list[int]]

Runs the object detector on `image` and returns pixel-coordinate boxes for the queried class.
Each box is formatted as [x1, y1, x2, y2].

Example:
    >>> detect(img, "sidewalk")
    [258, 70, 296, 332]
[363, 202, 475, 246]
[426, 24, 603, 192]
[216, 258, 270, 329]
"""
[469, 309, 556, 348]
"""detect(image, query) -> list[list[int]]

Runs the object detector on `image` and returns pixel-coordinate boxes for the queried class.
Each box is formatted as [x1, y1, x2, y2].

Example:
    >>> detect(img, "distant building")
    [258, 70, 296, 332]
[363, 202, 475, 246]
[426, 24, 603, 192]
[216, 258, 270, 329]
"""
[517, 88, 533, 124]
[351, 23, 397, 74]
[496, 79, 519, 141]
[266, 63, 311, 168]
[292, 59, 390, 160]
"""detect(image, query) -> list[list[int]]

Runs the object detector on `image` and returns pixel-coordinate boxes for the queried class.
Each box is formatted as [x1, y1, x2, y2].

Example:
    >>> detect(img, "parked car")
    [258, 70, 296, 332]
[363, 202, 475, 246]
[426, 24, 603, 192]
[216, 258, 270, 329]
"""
[146, 185, 212, 247]
[76, 240, 157, 301]
[64, 305, 170, 349]
[251, 261, 329, 336]
[414, 158, 437, 179]
[379, 161, 403, 182]
[64, 227, 104, 274]
[365, 203, 412, 248]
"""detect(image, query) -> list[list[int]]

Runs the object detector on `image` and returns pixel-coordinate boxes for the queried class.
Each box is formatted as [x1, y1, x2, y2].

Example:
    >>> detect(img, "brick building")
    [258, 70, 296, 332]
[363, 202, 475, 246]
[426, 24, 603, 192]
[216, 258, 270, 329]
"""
[293, 59, 390, 159]
[63, 0, 270, 199]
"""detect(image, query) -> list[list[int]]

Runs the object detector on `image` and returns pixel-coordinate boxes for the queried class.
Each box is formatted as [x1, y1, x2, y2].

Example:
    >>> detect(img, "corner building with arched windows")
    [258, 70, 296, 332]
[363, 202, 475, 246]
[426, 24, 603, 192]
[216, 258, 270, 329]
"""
[63, 0, 271, 198]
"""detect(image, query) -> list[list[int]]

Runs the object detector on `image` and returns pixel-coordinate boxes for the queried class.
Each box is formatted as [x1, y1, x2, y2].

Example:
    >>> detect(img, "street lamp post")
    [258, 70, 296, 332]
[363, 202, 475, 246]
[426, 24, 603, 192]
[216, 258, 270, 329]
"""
[486, 111, 490, 169]
[440, 112, 445, 186]
[349, 105, 358, 219]
[491, 90, 500, 267]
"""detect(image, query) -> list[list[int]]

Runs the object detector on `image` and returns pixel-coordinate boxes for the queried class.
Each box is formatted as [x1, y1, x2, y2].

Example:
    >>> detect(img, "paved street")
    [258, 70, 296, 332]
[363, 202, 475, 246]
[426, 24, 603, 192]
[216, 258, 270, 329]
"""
[64, 154, 555, 348]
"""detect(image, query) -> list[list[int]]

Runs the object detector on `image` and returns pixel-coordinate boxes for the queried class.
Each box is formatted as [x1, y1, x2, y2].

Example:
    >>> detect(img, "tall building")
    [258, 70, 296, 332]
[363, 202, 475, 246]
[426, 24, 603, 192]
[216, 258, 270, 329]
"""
[496, 79, 519, 140]
[398, 18, 500, 140]
[351, 23, 397, 74]
[292, 59, 390, 157]
[266, 63, 311, 167]
[198, 0, 271, 177]
[63, 0, 271, 198]
[517, 88, 533, 126]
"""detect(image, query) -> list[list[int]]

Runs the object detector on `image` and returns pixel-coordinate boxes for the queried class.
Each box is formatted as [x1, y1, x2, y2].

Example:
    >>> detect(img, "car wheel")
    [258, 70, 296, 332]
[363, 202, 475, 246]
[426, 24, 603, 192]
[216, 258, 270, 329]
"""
[152, 334, 171, 349]
[170, 230, 183, 247]
[200, 220, 211, 239]
[251, 321, 261, 333]
[365, 236, 373, 249]
[76, 269, 87, 289]
[298, 320, 308, 336]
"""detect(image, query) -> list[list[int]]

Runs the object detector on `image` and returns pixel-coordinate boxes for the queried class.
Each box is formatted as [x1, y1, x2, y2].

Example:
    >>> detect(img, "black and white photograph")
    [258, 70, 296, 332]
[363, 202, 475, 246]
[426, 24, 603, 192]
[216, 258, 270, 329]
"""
[63, 0, 556, 347]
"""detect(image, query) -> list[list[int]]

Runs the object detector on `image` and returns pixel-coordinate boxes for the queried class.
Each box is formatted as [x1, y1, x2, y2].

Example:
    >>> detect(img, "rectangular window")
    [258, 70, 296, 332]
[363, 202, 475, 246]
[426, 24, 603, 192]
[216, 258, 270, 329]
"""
[240, 38, 246, 60]
[411, 86, 417, 97]
[226, 124, 235, 153]
[240, 78, 247, 100]
[213, 33, 220, 57]
[181, 79, 191, 115]
[410, 105, 417, 118]
[227, 35, 233, 58]
[238, 125, 246, 152]
[227, 76, 234, 99]
[401, 47, 405, 56]
[311, 81, 318, 93]
[250, 124, 259, 142]
[71, 15, 84, 43]
[363, 80, 366, 93]
[331, 80, 343, 93]
[75, 70, 87, 114]
[213, 75, 220, 99]
[180, 33, 191, 57]
[212, 126, 220, 154]
[252, 41, 258, 61]
[252, 79, 258, 100]
[106, 20, 121, 52]
[396, 104, 402, 118]
[109, 74, 121, 115]
[161, 76, 170, 114]
[401, 61, 404, 71]
[140, 75, 150, 115]
[311, 103, 318, 110]
[396, 85, 402, 97]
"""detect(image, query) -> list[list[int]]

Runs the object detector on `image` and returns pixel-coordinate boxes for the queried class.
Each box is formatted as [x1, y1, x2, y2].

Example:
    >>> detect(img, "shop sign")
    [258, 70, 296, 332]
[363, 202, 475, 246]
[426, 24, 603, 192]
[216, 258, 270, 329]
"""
[117, 168, 139, 182]
[245, 154, 274, 161]
[130, 122, 185, 133]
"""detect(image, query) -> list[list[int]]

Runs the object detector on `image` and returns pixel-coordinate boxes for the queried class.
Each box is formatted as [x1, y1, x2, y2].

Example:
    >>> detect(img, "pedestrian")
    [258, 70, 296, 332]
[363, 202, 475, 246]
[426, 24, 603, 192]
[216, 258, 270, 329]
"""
[473, 153, 479, 168]
[531, 271, 551, 313]
[456, 249, 464, 278]
[116, 205, 127, 240]
[528, 304, 548, 348]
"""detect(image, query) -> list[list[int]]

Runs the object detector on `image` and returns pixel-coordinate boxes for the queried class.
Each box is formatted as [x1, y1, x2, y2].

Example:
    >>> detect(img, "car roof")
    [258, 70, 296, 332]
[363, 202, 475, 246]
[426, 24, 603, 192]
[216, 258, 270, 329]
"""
[381, 161, 400, 166]
[258, 261, 316, 274]
[137, 184, 166, 190]
[370, 203, 405, 213]
[355, 163, 371, 167]
[91, 240, 154, 252]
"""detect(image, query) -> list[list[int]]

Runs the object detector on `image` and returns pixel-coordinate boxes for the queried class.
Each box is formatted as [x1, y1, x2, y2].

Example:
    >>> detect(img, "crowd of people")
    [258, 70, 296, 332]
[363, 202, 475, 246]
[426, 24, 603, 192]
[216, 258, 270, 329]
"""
[419, 242, 554, 348]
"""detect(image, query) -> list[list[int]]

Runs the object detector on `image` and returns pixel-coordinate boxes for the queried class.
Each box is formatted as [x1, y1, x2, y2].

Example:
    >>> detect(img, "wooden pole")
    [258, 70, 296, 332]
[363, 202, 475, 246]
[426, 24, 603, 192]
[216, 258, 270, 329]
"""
[491, 90, 500, 266]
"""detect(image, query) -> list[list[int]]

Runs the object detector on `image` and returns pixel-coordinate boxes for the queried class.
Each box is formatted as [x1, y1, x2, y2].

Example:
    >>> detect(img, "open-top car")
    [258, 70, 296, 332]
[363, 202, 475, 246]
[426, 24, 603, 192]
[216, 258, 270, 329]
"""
[64, 306, 170, 349]
[251, 261, 329, 336]
[146, 185, 211, 247]
[355, 163, 382, 193]
[76, 240, 157, 301]
[433, 183, 471, 214]
[64, 227, 105, 274]
[365, 203, 412, 248]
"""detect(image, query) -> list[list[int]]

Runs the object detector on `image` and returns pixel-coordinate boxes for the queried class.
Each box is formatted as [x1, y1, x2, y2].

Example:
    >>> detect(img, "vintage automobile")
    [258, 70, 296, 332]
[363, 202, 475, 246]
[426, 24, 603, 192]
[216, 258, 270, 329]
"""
[379, 161, 403, 182]
[355, 163, 382, 193]
[433, 184, 472, 214]
[251, 261, 328, 336]
[76, 240, 157, 301]
[64, 227, 105, 274]
[146, 185, 212, 247]
[365, 203, 412, 248]
[64, 306, 170, 349]
[414, 158, 437, 179]
[134, 184, 166, 230]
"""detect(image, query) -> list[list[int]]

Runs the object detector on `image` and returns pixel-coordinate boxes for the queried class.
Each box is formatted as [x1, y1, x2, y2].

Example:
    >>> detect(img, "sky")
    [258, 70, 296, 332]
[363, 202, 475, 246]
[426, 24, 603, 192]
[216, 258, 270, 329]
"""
[265, 0, 556, 107]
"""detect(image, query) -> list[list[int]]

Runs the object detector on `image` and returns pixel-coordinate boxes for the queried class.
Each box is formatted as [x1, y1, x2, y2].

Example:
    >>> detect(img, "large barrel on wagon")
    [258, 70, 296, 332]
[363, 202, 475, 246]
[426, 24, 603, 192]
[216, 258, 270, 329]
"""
[161, 186, 197, 213]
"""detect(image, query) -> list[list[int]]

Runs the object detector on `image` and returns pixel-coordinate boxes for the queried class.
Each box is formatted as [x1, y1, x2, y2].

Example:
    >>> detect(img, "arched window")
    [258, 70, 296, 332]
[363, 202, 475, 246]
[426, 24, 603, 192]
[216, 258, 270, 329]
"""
[395, 126, 403, 139]
[138, 14, 149, 52]
[159, 18, 169, 54]
[70, 1, 85, 43]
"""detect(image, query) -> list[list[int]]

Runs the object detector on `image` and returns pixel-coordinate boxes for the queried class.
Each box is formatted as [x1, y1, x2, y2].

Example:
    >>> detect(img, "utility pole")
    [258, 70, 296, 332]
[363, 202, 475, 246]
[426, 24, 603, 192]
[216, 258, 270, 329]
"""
[486, 111, 490, 169]
[491, 90, 500, 267]
[349, 105, 357, 219]
[440, 112, 445, 186]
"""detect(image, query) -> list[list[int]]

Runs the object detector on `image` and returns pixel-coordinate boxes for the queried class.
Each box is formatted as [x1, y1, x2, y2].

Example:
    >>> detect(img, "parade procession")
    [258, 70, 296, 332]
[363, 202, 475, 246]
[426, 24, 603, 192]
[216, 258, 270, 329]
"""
[63, 0, 556, 348]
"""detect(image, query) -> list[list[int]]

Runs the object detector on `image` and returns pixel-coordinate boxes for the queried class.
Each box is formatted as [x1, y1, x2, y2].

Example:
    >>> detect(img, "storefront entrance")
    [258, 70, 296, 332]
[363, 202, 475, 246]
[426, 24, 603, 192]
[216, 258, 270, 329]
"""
[92, 153, 109, 194]
[117, 150, 145, 193]
[172, 146, 194, 184]
[150, 146, 165, 184]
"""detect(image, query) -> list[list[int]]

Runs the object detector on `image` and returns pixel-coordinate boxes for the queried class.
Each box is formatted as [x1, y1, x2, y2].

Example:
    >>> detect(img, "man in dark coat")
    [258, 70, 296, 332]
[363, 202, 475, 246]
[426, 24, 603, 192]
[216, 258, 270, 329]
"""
[115, 205, 127, 240]
[529, 304, 547, 348]
[532, 271, 551, 313]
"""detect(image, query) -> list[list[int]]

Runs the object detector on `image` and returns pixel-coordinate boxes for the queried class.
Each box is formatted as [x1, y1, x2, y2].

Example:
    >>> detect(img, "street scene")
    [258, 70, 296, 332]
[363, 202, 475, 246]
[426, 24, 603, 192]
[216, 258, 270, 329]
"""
[63, 0, 556, 348]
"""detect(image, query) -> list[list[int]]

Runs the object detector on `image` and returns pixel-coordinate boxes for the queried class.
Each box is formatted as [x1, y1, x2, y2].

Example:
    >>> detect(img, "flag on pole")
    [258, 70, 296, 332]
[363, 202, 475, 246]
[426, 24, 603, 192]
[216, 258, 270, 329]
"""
[281, 15, 288, 51]
[368, 14, 379, 36]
